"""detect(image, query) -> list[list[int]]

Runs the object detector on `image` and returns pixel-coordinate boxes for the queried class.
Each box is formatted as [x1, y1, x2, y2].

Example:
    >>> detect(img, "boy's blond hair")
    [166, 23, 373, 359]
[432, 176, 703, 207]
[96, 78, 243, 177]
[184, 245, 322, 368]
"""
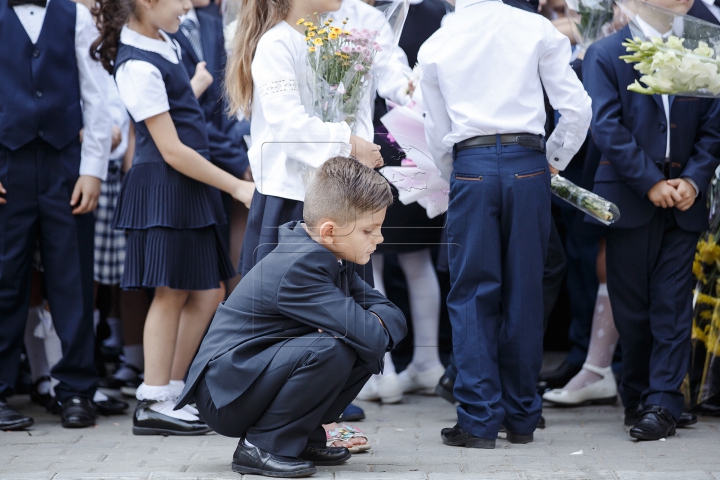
[303, 157, 393, 228]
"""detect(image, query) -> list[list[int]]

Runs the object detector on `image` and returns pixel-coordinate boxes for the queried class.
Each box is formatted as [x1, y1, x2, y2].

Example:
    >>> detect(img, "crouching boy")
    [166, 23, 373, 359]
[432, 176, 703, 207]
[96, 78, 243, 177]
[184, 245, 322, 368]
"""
[176, 156, 407, 478]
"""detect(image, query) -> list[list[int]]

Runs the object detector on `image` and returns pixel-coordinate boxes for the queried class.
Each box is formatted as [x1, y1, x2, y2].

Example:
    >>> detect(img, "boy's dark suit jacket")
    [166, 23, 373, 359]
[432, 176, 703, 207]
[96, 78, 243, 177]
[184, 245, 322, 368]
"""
[177, 221, 407, 410]
[169, 8, 249, 177]
[584, 25, 720, 231]
[688, 0, 720, 25]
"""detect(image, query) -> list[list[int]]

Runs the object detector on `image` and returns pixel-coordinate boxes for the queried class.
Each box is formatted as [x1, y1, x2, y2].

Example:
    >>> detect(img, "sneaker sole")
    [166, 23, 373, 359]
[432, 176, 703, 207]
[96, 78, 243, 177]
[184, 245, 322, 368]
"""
[231, 463, 316, 478]
[132, 426, 212, 436]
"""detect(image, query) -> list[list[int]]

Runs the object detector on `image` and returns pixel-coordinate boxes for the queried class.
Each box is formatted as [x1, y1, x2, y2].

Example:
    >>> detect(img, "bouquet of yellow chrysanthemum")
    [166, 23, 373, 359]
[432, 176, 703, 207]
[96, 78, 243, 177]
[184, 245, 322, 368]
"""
[297, 14, 383, 132]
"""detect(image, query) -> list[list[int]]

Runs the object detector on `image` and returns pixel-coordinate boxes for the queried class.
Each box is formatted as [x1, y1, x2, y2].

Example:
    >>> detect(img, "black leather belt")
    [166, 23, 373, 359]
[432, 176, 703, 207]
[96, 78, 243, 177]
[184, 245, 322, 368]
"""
[454, 133, 546, 154]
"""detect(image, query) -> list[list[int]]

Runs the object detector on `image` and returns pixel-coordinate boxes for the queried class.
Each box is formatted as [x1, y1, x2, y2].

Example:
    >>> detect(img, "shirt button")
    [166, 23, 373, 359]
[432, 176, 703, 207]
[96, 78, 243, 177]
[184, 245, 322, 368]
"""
[33, 49, 40, 58]
[35, 90, 42, 98]
[38, 130, 44, 137]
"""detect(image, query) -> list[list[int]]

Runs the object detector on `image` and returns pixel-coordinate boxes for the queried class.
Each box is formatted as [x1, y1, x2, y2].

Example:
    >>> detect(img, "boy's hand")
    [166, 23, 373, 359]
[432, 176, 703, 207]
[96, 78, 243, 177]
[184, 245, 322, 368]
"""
[190, 62, 214, 98]
[647, 180, 682, 209]
[350, 135, 383, 169]
[667, 178, 696, 212]
[111, 126, 123, 151]
[71, 175, 101, 215]
[549, 165, 559, 175]
[0, 180, 6, 205]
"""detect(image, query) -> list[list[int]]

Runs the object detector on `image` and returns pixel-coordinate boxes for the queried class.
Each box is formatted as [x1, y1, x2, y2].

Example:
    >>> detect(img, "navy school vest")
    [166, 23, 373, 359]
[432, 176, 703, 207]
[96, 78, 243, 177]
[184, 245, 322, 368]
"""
[0, 0, 83, 150]
[113, 42, 209, 165]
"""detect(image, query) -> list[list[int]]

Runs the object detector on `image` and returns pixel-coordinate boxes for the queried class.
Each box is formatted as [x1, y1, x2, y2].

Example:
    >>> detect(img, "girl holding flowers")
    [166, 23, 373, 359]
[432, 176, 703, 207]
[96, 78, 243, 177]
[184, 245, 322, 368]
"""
[226, 0, 384, 282]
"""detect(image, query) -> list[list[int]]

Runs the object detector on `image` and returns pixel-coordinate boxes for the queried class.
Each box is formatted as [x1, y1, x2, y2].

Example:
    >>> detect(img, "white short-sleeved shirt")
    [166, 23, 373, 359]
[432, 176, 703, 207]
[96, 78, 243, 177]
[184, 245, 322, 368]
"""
[114, 26, 182, 122]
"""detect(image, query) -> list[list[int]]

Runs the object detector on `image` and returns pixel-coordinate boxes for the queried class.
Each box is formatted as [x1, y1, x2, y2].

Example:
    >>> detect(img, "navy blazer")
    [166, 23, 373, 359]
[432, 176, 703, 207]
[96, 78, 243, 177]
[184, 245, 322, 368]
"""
[687, 0, 720, 25]
[169, 8, 249, 177]
[177, 221, 407, 410]
[584, 26, 720, 231]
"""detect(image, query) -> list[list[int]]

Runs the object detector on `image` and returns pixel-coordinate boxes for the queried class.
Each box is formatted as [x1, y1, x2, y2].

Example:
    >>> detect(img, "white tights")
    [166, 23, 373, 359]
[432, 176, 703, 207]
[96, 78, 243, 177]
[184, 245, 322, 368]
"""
[564, 284, 618, 391]
[372, 249, 442, 375]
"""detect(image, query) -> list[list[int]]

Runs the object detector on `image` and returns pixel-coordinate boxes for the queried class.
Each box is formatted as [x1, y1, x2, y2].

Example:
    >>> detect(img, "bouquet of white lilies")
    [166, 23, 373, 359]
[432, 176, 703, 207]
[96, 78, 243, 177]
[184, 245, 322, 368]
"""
[616, 0, 720, 96]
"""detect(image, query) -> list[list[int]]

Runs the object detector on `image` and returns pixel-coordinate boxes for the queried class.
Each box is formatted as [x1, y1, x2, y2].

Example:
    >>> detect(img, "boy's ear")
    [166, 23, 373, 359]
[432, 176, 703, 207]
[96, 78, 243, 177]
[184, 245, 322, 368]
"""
[318, 220, 336, 244]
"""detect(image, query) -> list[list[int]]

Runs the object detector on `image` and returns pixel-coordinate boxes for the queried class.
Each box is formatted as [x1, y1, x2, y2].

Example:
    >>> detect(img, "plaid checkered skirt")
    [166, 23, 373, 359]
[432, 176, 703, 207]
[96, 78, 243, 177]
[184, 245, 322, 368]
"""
[94, 162, 126, 285]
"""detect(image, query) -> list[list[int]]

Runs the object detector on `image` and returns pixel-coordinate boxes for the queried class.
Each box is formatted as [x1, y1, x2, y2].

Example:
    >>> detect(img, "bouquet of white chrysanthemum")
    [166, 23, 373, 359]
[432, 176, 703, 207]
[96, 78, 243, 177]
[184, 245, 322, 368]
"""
[616, 0, 720, 96]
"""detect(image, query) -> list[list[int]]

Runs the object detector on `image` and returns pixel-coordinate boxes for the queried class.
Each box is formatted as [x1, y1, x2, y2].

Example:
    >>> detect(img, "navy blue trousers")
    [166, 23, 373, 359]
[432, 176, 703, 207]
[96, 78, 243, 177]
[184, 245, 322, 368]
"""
[606, 209, 697, 419]
[195, 333, 370, 457]
[0, 140, 97, 401]
[447, 141, 550, 439]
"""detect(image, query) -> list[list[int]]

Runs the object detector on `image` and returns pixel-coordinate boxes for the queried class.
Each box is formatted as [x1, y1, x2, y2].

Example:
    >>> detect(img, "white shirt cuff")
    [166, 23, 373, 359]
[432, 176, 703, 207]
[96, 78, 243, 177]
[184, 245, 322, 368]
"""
[547, 147, 574, 171]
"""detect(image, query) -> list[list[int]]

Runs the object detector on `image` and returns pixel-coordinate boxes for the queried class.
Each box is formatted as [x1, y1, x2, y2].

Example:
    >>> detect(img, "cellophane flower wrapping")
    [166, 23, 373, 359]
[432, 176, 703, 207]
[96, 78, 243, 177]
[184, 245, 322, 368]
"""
[550, 174, 620, 225]
[297, 0, 408, 188]
[221, 0, 241, 55]
[686, 166, 720, 411]
[616, 0, 720, 96]
[565, 0, 626, 50]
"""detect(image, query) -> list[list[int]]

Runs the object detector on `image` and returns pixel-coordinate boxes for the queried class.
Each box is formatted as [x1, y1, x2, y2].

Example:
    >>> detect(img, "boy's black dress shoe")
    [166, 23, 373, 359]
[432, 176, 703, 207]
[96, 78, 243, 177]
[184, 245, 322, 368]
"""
[435, 364, 458, 404]
[537, 361, 582, 390]
[625, 405, 696, 428]
[0, 398, 34, 430]
[61, 396, 96, 428]
[441, 423, 495, 449]
[506, 431, 533, 444]
[94, 396, 129, 415]
[232, 440, 317, 478]
[299, 446, 351, 465]
[132, 401, 211, 436]
[629, 405, 676, 440]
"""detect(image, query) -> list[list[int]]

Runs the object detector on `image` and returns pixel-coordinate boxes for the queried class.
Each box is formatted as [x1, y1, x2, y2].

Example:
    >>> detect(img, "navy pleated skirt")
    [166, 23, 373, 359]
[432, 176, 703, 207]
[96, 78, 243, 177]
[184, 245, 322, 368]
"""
[114, 161, 235, 291]
[240, 190, 374, 286]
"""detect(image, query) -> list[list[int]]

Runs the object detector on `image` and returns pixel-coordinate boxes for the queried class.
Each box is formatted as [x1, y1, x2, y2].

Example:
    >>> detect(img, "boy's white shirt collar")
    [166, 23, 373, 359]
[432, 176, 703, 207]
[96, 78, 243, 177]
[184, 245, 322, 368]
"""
[180, 7, 199, 27]
[635, 14, 683, 39]
[120, 25, 182, 64]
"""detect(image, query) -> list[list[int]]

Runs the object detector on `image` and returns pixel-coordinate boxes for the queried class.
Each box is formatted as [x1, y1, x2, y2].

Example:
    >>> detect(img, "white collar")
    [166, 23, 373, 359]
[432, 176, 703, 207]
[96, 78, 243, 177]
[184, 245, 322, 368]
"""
[120, 25, 181, 64]
[635, 14, 682, 39]
[180, 7, 199, 27]
[702, 0, 715, 7]
[455, 0, 502, 10]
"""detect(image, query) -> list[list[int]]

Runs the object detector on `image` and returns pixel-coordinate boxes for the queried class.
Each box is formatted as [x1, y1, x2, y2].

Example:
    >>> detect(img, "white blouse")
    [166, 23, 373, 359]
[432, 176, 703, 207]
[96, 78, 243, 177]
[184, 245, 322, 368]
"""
[249, 21, 355, 202]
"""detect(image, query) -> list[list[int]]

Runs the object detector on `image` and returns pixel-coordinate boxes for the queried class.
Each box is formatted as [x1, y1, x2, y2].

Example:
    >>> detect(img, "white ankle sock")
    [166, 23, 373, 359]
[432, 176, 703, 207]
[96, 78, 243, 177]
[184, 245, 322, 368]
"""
[148, 399, 199, 421]
[93, 390, 109, 402]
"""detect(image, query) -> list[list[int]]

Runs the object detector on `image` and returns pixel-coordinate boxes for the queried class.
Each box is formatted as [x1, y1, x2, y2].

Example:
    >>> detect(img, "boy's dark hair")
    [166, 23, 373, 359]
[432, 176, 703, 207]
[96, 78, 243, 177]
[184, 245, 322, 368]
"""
[303, 157, 393, 228]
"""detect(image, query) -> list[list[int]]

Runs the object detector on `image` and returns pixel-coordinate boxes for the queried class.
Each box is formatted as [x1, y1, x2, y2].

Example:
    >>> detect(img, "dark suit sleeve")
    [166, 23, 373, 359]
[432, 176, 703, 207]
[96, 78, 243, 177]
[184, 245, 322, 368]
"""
[207, 121, 250, 177]
[681, 99, 720, 200]
[276, 260, 405, 373]
[347, 270, 407, 351]
[584, 42, 665, 197]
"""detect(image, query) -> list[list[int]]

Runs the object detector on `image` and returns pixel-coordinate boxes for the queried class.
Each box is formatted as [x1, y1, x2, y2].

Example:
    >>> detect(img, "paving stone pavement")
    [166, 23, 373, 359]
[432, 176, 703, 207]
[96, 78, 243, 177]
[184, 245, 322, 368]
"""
[2, 391, 720, 480]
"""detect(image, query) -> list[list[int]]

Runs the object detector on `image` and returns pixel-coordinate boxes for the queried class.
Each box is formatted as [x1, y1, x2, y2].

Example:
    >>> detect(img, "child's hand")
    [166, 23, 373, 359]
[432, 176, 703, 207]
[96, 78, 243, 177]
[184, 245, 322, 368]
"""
[350, 135, 384, 169]
[232, 179, 255, 209]
[70, 175, 102, 215]
[667, 178, 697, 211]
[647, 180, 682, 209]
[0, 181, 6, 205]
[190, 62, 214, 98]
[111, 126, 123, 151]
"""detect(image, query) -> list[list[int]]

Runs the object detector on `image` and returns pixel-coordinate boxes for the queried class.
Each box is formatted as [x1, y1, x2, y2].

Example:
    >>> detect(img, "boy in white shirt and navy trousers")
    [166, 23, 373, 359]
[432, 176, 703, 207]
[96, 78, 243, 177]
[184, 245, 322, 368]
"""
[0, 0, 111, 430]
[419, 0, 591, 448]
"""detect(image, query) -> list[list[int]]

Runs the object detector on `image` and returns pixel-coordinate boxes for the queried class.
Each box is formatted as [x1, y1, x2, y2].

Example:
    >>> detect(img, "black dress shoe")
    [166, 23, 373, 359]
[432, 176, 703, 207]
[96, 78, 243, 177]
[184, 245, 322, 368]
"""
[537, 361, 582, 390]
[441, 423, 495, 449]
[506, 431, 533, 444]
[98, 368, 142, 392]
[499, 414, 545, 435]
[625, 405, 696, 428]
[435, 364, 458, 404]
[299, 446, 351, 466]
[61, 396, 96, 428]
[232, 440, 316, 478]
[629, 405, 676, 441]
[30, 376, 55, 410]
[0, 398, 34, 430]
[132, 401, 212, 436]
[94, 396, 129, 415]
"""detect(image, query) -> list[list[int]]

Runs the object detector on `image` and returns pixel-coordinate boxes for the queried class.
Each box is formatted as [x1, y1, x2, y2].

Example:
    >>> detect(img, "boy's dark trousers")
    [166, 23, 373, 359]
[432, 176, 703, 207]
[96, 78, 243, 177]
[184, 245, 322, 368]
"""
[0, 139, 97, 401]
[446, 139, 550, 440]
[606, 208, 698, 420]
[194, 333, 370, 457]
